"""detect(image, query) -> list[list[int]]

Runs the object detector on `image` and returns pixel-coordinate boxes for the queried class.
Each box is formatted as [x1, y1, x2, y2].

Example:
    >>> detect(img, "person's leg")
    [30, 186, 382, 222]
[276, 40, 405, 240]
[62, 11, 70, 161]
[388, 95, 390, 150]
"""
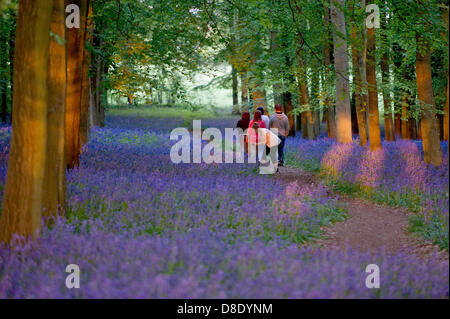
[257, 144, 266, 164]
[278, 135, 285, 165]
[269, 145, 279, 173]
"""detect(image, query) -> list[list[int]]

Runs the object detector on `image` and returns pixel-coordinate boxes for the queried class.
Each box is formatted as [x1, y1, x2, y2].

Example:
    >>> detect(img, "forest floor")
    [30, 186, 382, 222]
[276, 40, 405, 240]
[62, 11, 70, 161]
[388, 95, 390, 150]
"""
[274, 165, 449, 262]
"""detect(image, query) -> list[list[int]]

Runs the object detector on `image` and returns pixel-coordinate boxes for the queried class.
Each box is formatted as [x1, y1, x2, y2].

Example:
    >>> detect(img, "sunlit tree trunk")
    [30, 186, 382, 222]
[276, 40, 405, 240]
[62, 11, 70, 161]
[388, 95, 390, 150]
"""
[366, 1, 382, 150]
[331, 0, 352, 144]
[42, 0, 67, 220]
[65, 0, 88, 169]
[0, 0, 53, 243]
[349, 1, 368, 146]
[416, 35, 443, 165]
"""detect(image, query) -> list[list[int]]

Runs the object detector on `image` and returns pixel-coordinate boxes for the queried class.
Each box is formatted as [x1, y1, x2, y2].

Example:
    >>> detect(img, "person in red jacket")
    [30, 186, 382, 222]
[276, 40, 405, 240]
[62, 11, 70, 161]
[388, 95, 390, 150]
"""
[247, 110, 266, 163]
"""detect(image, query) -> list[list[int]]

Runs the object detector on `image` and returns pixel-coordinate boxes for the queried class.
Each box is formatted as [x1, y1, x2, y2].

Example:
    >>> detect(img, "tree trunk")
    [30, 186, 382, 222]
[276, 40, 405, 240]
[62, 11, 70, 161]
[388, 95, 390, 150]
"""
[42, 0, 66, 220]
[366, 3, 382, 150]
[270, 30, 283, 107]
[283, 91, 295, 136]
[0, 15, 8, 122]
[409, 117, 417, 140]
[79, 2, 92, 148]
[232, 65, 238, 109]
[380, 12, 394, 141]
[416, 35, 443, 165]
[240, 70, 248, 109]
[65, 0, 88, 169]
[445, 72, 449, 141]
[331, 0, 352, 144]
[0, 0, 53, 243]
[8, 12, 15, 122]
[323, 2, 336, 139]
[401, 98, 411, 139]
[350, 19, 368, 146]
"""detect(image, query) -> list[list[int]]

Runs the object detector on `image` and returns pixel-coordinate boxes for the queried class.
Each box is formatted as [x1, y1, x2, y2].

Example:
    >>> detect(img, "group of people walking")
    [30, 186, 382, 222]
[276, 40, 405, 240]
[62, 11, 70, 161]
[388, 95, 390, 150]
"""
[236, 104, 289, 171]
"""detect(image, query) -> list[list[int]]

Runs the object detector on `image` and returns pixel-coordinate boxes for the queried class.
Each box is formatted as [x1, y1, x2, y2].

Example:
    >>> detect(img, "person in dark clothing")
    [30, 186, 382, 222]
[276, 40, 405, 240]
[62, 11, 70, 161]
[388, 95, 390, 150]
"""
[237, 111, 250, 131]
[269, 104, 289, 166]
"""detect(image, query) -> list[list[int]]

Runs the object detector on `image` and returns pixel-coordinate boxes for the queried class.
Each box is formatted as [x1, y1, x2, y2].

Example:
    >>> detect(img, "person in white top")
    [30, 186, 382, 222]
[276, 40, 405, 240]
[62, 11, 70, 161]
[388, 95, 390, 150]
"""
[257, 107, 270, 129]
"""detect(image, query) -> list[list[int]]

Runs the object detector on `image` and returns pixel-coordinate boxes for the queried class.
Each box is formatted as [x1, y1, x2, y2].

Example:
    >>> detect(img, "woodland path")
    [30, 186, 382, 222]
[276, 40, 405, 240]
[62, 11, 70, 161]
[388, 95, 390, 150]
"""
[273, 166, 449, 262]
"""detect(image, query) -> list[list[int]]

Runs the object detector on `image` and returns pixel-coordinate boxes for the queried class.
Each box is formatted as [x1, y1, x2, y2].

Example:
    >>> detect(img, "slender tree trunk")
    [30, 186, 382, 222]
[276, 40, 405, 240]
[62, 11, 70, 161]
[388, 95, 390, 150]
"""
[445, 72, 449, 141]
[42, 0, 66, 220]
[350, 13, 369, 146]
[65, 0, 88, 169]
[366, 2, 382, 150]
[270, 30, 283, 107]
[0, 0, 53, 243]
[416, 35, 443, 165]
[294, 3, 314, 139]
[443, 5, 449, 141]
[380, 11, 394, 141]
[80, 2, 92, 148]
[331, 0, 352, 144]
[409, 117, 417, 139]
[401, 98, 411, 139]
[240, 70, 248, 108]
[0, 16, 8, 122]
[232, 65, 238, 109]
[8, 14, 15, 121]
[323, 1, 336, 139]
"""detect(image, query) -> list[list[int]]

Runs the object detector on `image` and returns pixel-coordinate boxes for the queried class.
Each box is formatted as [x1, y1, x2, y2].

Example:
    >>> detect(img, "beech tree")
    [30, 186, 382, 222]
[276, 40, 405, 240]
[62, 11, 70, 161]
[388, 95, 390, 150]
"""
[65, 0, 88, 169]
[365, 0, 382, 150]
[42, 0, 67, 220]
[331, 0, 352, 144]
[0, 0, 53, 243]
[349, 0, 368, 146]
[416, 34, 443, 165]
[323, 0, 336, 139]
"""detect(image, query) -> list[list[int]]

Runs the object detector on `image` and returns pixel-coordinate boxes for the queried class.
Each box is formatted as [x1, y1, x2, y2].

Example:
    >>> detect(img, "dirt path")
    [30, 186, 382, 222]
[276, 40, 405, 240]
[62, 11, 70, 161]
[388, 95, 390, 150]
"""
[274, 165, 448, 261]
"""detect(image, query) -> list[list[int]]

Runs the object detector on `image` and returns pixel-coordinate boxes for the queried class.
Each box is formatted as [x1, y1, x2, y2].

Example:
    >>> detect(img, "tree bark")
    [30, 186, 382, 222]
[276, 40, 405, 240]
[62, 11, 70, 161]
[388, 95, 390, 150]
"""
[331, 0, 352, 144]
[350, 16, 368, 146]
[232, 65, 238, 109]
[416, 35, 443, 165]
[240, 70, 248, 109]
[365, 2, 382, 150]
[80, 2, 92, 147]
[380, 11, 394, 141]
[0, 0, 53, 243]
[0, 15, 8, 122]
[65, 0, 88, 169]
[445, 72, 449, 141]
[401, 98, 411, 139]
[42, 0, 66, 220]
[323, 2, 336, 139]
[270, 30, 283, 107]
[283, 91, 295, 136]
